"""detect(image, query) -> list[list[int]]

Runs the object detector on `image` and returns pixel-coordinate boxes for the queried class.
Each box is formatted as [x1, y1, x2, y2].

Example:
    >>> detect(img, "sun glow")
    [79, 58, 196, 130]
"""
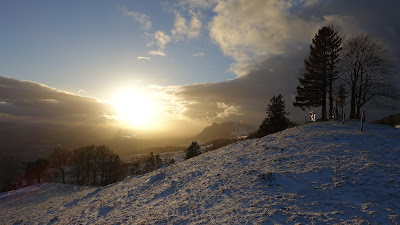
[112, 89, 155, 128]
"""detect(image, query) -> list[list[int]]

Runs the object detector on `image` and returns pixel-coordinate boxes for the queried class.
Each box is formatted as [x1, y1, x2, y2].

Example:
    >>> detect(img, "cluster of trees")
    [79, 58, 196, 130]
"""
[294, 24, 398, 120]
[2, 145, 128, 191]
[66, 145, 126, 186]
[2, 145, 180, 192]
[130, 152, 175, 175]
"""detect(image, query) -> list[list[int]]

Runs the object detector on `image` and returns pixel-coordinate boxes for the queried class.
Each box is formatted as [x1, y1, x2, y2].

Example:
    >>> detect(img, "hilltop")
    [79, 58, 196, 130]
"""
[1, 121, 400, 224]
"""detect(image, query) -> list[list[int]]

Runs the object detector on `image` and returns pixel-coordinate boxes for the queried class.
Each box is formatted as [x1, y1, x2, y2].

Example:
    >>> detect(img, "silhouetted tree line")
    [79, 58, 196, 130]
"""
[130, 152, 175, 175]
[1, 145, 129, 191]
[1, 144, 181, 192]
[294, 24, 399, 120]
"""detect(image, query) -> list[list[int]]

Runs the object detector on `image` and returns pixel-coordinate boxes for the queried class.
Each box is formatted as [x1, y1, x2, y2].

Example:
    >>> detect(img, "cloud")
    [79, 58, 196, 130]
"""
[208, 0, 321, 74]
[303, 0, 319, 7]
[171, 0, 400, 126]
[171, 12, 202, 41]
[192, 52, 204, 57]
[149, 30, 171, 50]
[147, 50, 166, 56]
[121, 8, 152, 31]
[175, 53, 305, 126]
[0, 76, 116, 125]
[216, 102, 242, 119]
[137, 56, 151, 60]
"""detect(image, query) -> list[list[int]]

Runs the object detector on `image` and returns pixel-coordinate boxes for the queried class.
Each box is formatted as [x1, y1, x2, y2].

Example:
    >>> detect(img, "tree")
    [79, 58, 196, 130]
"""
[0, 156, 21, 191]
[185, 141, 201, 159]
[23, 158, 49, 184]
[341, 34, 397, 119]
[144, 152, 156, 172]
[49, 147, 71, 184]
[294, 25, 342, 119]
[336, 84, 347, 119]
[70, 145, 125, 186]
[155, 154, 163, 169]
[259, 94, 289, 136]
[70, 145, 97, 185]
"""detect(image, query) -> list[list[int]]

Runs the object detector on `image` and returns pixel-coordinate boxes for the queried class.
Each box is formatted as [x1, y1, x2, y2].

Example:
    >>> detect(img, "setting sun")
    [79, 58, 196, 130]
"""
[112, 89, 155, 128]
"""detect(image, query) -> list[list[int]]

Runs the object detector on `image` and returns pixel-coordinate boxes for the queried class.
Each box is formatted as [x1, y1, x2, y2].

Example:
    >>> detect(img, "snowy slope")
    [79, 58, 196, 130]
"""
[1, 121, 400, 224]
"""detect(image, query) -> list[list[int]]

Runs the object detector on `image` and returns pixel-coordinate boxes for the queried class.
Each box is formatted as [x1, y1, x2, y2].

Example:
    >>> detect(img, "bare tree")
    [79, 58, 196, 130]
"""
[336, 84, 347, 119]
[341, 34, 398, 119]
[49, 147, 71, 184]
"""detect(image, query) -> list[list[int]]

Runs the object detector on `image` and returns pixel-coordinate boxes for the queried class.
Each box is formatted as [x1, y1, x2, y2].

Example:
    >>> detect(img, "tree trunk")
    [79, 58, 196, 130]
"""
[350, 84, 356, 119]
[61, 169, 65, 184]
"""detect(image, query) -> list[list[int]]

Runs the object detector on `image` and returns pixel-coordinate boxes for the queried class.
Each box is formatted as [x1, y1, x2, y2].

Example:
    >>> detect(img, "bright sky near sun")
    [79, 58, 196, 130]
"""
[0, 1, 235, 101]
[1, 0, 399, 132]
[0, 1, 238, 130]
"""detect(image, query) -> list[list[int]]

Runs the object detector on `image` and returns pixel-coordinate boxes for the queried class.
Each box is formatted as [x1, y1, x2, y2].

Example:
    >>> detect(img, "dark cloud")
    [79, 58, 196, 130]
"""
[178, 53, 306, 126]
[177, 0, 400, 126]
[0, 76, 116, 125]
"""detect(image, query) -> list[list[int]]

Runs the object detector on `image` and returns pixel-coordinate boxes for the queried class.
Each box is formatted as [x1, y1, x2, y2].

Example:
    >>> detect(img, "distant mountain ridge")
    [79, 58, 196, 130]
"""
[194, 121, 254, 142]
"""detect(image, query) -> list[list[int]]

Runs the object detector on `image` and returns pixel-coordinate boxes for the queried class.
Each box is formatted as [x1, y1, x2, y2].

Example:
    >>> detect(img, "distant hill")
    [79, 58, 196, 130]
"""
[193, 121, 254, 142]
[2, 121, 400, 224]
[372, 112, 400, 127]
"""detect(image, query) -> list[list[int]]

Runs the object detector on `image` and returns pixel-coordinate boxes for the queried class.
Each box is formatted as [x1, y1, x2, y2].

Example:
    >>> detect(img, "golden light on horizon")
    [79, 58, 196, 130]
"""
[112, 89, 155, 129]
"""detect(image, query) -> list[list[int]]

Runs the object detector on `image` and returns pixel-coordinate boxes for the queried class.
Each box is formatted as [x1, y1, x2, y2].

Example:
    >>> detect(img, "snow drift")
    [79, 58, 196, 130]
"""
[1, 121, 400, 224]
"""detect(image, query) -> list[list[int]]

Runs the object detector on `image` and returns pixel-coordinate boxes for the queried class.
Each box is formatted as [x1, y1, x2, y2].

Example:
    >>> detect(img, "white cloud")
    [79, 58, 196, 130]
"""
[137, 56, 151, 60]
[171, 12, 202, 41]
[121, 8, 152, 30]
[147, 50, 166, 56]
[208, 0, 322, 75]
[216, 102, 242, 118]
[192, 52, 204, 57]
[149, 30, 171, 50]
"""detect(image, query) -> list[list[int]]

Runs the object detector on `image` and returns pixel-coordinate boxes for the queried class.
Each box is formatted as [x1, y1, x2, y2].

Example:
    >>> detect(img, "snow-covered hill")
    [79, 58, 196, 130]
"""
[1, 121, 400, 224]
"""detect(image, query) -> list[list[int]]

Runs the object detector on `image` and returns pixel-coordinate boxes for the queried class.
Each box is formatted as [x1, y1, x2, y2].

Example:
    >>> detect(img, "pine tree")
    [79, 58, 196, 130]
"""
[185, 141, 201, 159]
[259, 94, 289, 136]
[294, 25, 342, 120]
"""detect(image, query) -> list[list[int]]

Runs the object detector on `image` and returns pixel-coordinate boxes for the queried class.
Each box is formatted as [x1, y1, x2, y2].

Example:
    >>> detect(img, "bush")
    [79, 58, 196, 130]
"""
[185, 141, 201, 159]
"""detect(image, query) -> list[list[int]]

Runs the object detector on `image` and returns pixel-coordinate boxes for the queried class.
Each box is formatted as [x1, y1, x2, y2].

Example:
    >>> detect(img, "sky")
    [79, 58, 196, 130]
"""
[0, 0, 399, 136]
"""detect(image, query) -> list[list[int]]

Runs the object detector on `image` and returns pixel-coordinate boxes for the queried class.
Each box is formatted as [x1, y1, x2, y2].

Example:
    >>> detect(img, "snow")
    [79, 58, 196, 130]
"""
[1, 121, 400, 224]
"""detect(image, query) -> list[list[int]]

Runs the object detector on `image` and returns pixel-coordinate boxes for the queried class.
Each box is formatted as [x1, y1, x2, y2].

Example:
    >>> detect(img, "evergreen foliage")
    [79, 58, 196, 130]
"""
[294, 25, 342, 120]
[258, 94, 289, 136]
[185, 141, 201, 159]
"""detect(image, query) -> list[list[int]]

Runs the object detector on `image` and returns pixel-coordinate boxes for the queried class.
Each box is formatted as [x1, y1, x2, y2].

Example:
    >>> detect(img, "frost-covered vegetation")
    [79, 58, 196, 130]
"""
[1, 121, 399, 224]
